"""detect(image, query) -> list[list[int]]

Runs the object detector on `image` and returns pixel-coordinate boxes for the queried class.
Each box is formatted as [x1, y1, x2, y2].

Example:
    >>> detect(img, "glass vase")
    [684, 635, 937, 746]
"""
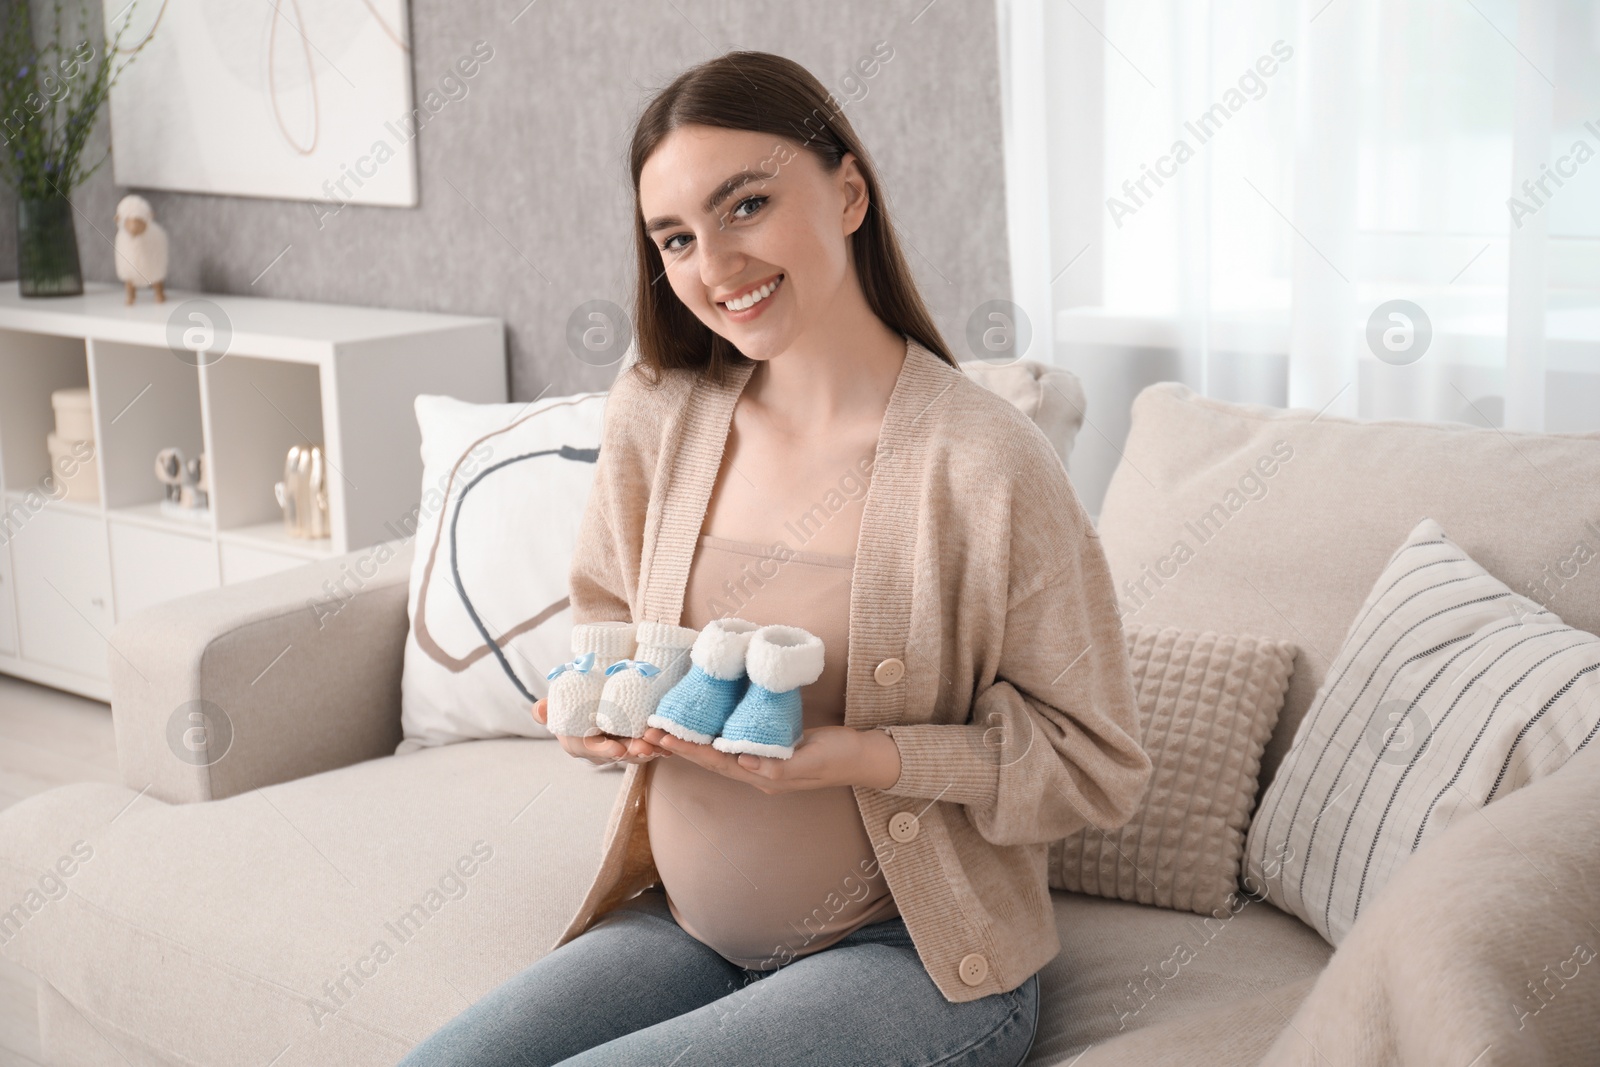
[17, 194, 84, 297]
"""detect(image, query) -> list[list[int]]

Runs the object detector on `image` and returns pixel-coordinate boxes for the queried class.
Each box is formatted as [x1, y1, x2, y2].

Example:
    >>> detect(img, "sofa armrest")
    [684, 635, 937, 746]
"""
[1260, 743, 1600, 1065]
[107, 539, 415, 804]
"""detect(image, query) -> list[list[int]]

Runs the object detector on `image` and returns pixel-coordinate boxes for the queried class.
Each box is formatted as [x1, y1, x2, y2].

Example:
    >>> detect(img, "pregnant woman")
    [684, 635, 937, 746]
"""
[399, 50, 1152, 1067]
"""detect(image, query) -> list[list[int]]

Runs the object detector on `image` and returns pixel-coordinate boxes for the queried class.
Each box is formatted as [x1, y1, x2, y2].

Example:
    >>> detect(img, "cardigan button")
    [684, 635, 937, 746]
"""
[874, 658, 905, 686]
[958, 953, 989, 986]
[888, 811, 920, 842]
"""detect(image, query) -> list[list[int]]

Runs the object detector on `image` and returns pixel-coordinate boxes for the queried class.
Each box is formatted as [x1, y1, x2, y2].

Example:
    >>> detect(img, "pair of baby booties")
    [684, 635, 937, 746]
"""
[543, 618, 825, 759]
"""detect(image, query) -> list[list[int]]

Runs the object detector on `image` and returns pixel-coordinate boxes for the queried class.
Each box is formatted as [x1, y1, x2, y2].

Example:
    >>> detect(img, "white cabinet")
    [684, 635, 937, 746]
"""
[0, 280, 505, 700]
[109, 521, 219, 622]
[0, 536, 17, 656]
[9, 505, 114, 680]
[219, 542, 307, 584]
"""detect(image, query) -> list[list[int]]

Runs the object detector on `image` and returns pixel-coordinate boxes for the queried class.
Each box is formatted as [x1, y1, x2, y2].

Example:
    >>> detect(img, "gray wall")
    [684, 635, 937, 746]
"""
[4, 0, 1010, 402]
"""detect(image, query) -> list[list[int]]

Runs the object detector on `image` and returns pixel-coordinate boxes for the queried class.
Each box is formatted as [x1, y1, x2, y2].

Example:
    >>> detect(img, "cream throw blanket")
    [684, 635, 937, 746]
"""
[1261, 742, 1600, 1066]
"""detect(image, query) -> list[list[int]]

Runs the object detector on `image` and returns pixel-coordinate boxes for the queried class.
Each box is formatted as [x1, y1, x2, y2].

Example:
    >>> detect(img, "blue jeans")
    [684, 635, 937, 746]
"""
[397, 887, 1040, 1066]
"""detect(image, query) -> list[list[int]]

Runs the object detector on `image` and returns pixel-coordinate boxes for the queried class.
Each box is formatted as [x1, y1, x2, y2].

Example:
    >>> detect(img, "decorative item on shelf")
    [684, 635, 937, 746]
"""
[0, 1, 153, 297]
[153, 446, 210, 524]
[51, 386, 93, 440]
[113, 194, 168, 304]
[273, 443, 330, 539]
[16, 196, 82, 298]
[47, 386, 98, 502]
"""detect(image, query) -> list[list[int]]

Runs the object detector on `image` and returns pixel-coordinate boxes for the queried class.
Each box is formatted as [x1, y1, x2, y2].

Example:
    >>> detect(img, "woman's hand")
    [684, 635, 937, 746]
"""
[532, 698, 672, 766]
[640, 724, 901, 794]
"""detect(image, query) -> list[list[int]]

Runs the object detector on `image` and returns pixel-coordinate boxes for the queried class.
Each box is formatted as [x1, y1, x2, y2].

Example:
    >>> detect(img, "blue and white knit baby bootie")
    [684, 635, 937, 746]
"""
[647, 617, 762, 743]
[712, 625, 825, 760]
[545, 621, 636, 737]
[594, 620, 700, 738]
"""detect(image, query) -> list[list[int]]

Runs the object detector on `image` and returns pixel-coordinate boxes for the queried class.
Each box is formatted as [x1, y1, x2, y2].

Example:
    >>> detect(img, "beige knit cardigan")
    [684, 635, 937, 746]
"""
[549, 334, 1154, 1003]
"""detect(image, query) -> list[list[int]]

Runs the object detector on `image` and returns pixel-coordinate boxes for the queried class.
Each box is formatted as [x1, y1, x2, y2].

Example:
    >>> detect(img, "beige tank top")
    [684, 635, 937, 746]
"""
[646, 533, 900, 970]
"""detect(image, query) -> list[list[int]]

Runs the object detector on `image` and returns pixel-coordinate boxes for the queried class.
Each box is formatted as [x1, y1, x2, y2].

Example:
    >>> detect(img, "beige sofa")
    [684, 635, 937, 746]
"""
[2, 375, 1597, 1066]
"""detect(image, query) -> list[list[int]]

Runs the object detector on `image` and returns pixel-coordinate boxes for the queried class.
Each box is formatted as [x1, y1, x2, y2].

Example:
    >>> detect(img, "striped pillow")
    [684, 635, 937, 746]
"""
[1242, 517, 1600, 946]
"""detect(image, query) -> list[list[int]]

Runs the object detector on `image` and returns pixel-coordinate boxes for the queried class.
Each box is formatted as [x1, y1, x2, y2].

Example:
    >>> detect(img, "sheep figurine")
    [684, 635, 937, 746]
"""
[113, 194, 169, 304]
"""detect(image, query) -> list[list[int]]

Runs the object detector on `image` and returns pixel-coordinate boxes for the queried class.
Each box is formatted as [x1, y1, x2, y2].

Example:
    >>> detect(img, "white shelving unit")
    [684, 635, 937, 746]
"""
[0, 280, 506, 700]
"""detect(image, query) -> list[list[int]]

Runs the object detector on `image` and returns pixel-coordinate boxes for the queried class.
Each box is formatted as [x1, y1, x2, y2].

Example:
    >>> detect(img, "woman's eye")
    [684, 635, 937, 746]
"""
[657, 196, 768, 253]
[730, 195, 768, 220]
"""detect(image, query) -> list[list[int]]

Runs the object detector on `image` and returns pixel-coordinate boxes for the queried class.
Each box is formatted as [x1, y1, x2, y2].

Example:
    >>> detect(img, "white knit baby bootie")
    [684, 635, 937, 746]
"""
[544, 621, 636, 737]
[594, 620, 700, 738]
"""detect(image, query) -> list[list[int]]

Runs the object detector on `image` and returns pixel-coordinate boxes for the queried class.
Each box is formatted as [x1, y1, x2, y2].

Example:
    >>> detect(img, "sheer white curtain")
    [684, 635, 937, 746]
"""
[1006, 0, 1600, 514]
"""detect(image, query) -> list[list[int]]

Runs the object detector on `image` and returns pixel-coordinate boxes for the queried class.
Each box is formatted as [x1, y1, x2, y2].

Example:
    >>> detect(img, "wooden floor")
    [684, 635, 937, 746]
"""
[0, 674, 119, 1067]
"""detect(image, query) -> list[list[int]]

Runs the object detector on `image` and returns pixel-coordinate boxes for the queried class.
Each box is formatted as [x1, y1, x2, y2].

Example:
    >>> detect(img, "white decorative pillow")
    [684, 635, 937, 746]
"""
[1242, 516, 1600, 946]
[960, 358, 1086, 470]
[397, 391, 608, 754]
[1048, 623, 1297, 917]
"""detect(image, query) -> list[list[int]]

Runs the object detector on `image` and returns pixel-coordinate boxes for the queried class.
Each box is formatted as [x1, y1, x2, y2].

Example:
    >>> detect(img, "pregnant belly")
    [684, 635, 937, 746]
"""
[647, 753, 898, 969]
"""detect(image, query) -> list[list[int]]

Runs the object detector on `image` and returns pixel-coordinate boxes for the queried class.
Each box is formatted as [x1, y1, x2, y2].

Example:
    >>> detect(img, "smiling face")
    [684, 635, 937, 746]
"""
[639, 124, 870, 359]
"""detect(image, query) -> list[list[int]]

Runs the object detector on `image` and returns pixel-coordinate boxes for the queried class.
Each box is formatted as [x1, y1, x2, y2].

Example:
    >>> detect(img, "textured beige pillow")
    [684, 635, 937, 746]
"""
[1048, 622, 1297, 917]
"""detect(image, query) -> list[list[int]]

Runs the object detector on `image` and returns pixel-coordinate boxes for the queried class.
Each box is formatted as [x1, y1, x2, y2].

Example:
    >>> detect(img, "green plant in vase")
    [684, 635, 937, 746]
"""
[0, 0, 152, 297]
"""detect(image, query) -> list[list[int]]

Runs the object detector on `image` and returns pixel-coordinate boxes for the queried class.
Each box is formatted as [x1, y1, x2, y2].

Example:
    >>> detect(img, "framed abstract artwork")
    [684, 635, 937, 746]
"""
[103, 0, 418, 206]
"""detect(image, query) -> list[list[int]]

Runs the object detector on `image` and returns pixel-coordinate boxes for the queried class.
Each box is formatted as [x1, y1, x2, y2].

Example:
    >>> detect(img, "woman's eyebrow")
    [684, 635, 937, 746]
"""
[643, 169, 771, 235]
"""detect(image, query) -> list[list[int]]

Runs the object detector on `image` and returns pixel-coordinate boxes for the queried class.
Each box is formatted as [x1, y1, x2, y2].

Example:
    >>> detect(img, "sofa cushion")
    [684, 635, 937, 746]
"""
[1049, 622, 1296, 917]
[0, 738, 1328, 1065]
[1062, 976, 1321, 1067]
[0, 741, 620, 1064]
[1028, 888, 1330, 1063]
[1096, 382, 1600, 793]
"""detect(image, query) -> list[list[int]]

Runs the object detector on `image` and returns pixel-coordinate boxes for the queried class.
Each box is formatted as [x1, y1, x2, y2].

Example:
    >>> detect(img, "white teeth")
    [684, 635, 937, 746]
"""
[724, 276, 781, 311]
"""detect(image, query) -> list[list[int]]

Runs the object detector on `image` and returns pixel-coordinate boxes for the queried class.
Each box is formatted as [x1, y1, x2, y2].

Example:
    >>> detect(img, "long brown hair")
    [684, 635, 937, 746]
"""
[626, 51, 957, 387]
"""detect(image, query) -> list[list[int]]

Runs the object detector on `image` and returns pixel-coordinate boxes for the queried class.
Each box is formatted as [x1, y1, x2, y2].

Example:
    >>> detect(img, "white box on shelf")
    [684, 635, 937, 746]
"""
[51, 385, 95, 441]
[46, 431, 98, 502]
[0, 280, 506, 701]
